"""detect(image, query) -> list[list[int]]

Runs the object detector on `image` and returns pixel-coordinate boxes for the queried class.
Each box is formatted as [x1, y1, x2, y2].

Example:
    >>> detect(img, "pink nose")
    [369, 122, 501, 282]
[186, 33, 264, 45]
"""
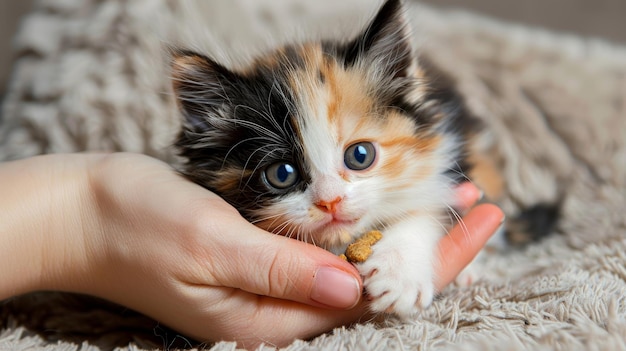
[315, 197, 342, 214]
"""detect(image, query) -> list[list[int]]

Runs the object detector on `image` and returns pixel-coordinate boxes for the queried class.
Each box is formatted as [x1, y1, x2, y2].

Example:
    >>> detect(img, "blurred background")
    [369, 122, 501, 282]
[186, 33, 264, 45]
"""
[1, 0, 625, 99]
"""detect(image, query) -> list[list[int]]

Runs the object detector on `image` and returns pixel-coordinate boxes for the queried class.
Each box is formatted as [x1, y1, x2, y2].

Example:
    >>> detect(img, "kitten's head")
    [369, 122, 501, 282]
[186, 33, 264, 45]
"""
[173, 0, 472, 250]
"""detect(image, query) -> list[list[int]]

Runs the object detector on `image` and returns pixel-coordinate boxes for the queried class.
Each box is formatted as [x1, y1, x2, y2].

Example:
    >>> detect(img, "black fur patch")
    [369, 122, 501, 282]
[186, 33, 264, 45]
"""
[337, 0, 413, 79]
[415, 55, 482, 184]
[174, 52, 308, 218]
[506, 203, 560, 245]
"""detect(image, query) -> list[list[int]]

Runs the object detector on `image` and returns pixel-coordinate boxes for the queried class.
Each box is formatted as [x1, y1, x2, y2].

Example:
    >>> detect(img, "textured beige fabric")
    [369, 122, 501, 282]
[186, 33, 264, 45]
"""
[1, 0, 625, 350]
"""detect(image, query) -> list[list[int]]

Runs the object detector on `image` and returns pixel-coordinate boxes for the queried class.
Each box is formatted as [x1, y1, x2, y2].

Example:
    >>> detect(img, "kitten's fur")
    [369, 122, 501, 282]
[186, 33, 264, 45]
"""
[172, 0, 557, 317]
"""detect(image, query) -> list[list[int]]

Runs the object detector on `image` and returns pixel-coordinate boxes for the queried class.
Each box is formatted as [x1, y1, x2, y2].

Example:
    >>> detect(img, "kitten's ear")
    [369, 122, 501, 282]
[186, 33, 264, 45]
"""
[343, 0, 415, 79]
[171, 50, 234, 131]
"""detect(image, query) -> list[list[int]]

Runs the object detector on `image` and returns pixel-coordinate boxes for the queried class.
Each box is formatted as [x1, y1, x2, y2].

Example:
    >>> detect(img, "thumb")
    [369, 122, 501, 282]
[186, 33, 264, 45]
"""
[207, 214, 363, 310]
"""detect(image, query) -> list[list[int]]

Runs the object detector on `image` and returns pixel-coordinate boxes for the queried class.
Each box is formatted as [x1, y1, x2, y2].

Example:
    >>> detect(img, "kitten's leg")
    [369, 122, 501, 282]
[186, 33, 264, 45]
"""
[468, 127, 564, 246]
[357, 215, 441, 318]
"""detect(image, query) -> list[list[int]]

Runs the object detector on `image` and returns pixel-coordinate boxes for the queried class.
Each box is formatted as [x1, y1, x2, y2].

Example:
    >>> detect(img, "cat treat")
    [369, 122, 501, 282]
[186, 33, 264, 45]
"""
[340, 230, 383, 263]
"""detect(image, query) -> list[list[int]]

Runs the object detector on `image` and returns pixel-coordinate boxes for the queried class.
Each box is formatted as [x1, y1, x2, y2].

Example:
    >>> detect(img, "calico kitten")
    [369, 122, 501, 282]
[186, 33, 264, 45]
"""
[172, 0, 556, 317]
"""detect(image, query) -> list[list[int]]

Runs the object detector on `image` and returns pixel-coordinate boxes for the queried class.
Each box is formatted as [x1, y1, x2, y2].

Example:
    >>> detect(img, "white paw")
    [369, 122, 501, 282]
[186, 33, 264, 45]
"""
[358, 250, 436, 318]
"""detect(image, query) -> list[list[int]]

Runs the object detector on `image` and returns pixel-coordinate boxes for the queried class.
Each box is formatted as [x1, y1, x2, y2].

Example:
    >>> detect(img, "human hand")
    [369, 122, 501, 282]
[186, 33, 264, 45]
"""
[84, 154, 502, 349]
[0, 153, 503, 350]
[437, 183, 503, 290]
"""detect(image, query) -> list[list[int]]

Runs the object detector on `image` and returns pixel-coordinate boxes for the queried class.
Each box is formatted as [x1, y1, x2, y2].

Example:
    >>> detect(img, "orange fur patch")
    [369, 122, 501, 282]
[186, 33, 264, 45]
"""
[467, 152, 504, 201]
[378, 111, 441, 153]
[209, 167, 253, 194]
[171, 54, 210, 94]
[283, 44, 441, 189]
[372, 112, 441, 182]
[285, 44, 377, 152]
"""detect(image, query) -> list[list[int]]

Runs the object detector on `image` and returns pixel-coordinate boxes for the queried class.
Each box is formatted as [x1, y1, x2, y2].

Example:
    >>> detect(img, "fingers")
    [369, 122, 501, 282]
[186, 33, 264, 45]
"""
[453, 182, 483, 212]
[196, 181, 490, 311]
[186, 197, 497, 349]
[185, 292, 370, 349]
[179, 197, 503, 349]
[198, 213, 363, 310]
[435, 203, 504, 290]
[91, 154, 363, 311]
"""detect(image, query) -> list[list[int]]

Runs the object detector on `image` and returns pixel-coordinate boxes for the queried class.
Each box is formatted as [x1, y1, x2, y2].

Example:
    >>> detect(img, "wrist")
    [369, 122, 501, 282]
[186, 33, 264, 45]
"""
[0, 153, 106, 300]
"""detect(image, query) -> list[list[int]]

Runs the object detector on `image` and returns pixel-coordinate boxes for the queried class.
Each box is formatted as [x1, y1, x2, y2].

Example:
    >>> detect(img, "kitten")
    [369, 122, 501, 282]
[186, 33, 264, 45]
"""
[172, 0, 557, 317]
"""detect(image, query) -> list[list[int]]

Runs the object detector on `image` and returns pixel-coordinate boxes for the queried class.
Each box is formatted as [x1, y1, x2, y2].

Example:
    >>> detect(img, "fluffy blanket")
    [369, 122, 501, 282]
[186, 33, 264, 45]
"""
[1, 0, 625, 350]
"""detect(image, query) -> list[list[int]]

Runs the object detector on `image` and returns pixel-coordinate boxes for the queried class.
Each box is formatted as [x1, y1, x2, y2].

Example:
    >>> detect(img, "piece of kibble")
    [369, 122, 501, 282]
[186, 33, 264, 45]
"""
[343, 230, 383, 263]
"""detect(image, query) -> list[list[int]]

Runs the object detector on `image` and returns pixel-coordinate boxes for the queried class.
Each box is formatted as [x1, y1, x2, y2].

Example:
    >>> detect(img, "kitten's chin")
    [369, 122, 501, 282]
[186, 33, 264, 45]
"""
[311, 220, 364, 252]
[254, 214, 365, 251]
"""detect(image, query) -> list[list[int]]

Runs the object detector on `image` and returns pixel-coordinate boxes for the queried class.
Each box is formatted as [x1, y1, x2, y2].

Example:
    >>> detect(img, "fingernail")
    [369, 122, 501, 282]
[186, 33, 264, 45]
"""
[454, 183, 483, 211]
[311, 267, 361, 309]
[495, 215, 506, 236]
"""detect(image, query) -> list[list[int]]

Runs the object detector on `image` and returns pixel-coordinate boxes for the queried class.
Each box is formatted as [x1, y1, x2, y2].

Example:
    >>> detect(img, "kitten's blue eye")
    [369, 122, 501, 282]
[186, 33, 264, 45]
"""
[264, 162, 299, 189]
[344, 142, 376, 170]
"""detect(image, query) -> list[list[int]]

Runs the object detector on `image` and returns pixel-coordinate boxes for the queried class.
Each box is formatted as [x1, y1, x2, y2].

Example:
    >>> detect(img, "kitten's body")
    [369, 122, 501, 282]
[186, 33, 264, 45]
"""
[173, 0, 556, 317]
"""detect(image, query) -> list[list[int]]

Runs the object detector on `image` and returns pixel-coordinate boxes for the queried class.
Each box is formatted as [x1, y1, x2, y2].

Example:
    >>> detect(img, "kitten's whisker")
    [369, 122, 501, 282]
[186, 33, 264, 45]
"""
[235, 103, 290, 142]
[447, 159, 470, 181]
[272, 78, 297, 119]
[305, 227, 318, 248]
[279, 220, 305, 244]
[252, 211, 304, 244]
[222, 114, 285, 143]
[222, 136, 277, 168]
[268, 80, 296, 140]
[240, 144, 279, 173]
[440, 204, 474, 260]
[252, 208, 320, 247]
[423, 211, 451, 240]
[444, 203, 471, 239]
[271, 219, 293, 237]
[372, 217, 390, 233]
[285, 225, 301, 242]
[241, 147, 284, 189]
[249, 213, 283, 225]
[267, 83, 285, 129]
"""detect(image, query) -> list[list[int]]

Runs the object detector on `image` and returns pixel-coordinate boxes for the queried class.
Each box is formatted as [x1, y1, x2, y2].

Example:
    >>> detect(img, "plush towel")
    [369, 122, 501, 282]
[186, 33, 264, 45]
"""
[1, 1, 625, 350]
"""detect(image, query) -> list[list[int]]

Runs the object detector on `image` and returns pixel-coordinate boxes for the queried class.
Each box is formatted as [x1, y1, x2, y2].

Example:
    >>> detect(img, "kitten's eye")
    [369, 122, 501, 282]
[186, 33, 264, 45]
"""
[344, 142, 376, 171]
[264, 162, 299, 189]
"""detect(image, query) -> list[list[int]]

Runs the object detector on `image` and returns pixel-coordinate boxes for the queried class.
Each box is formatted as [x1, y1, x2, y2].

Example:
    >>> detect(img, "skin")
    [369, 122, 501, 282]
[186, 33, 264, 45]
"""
[0, 152, 503, 350]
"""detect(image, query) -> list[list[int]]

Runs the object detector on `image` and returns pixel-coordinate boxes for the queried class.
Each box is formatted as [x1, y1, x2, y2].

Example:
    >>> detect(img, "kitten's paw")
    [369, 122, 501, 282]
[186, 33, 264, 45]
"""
[358, 254, 435, 318]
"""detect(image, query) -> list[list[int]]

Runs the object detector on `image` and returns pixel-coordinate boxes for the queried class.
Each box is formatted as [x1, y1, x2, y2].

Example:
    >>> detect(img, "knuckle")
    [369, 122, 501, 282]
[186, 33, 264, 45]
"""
[263, 249, 306, 299]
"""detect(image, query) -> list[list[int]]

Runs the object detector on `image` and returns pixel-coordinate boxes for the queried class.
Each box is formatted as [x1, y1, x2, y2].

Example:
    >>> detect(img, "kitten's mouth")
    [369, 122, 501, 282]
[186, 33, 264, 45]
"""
[317, 217, 364, 248]
[320, 215, 359, 230]
[326, 218, 357, 227]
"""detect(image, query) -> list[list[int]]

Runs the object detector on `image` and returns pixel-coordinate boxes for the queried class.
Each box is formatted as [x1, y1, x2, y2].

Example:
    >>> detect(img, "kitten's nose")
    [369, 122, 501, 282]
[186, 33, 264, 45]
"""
[315, 197, 343, 214]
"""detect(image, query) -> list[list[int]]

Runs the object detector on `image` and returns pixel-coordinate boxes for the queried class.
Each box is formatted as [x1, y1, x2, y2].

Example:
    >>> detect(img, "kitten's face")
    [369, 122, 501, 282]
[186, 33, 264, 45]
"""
[174, 0, 470, 250]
